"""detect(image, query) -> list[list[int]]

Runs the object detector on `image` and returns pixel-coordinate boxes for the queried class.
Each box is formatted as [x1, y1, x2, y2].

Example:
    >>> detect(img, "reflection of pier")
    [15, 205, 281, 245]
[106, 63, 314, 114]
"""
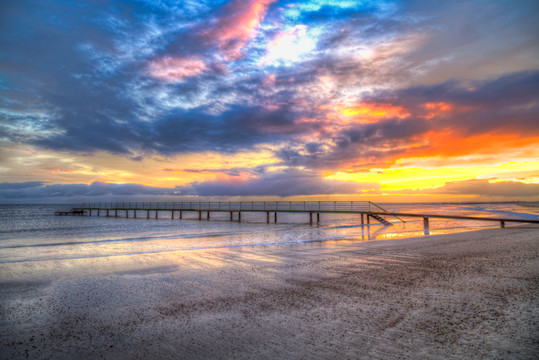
[58, 201, 539, 235]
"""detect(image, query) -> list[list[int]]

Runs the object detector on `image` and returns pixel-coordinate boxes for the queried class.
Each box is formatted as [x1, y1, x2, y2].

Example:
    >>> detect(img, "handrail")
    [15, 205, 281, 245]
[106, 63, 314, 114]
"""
[85, 200, 378, 205]
[83, 201, 380, 213]
[82, 201, 404, 223]
[368, 202, 406, 223]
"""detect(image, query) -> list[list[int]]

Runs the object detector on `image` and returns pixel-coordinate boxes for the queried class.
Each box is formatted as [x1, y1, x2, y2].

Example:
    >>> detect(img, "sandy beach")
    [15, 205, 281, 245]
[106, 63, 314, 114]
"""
[1, 225, 538, 359]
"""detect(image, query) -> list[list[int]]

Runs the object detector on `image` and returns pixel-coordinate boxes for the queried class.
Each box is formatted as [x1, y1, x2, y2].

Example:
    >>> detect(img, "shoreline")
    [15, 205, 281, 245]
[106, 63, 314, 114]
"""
[1, 226, 538, 359]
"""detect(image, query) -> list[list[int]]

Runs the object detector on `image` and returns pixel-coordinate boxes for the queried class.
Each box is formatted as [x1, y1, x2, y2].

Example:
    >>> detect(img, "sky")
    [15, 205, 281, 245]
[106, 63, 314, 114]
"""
[0, 0, 538, 203]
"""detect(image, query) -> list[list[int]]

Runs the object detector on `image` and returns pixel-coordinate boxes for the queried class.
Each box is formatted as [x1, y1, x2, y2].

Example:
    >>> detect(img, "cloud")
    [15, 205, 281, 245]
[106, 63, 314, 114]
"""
[1, 0, 538, 201]
[0, 181, 186, 201]
[386, 178, 539, 200]
[273, 70, 539, 171]
[429, 179, 539, 198]
[148, 56, 208, 82]
[0, 182, 44, 190]
[0, 168, 380, 201]
[203, 0, 276, 60]
[187, 168, 380, 197]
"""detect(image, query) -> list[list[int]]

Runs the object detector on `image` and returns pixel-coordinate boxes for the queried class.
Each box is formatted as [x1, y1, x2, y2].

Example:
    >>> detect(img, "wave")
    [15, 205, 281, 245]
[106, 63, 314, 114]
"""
[0, 234, 361, 264]
[0, 224, 315, 250]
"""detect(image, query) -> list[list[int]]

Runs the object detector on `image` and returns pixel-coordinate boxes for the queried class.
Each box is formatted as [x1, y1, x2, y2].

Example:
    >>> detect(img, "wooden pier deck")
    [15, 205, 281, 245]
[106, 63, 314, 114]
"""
[57, 201, 539, 235]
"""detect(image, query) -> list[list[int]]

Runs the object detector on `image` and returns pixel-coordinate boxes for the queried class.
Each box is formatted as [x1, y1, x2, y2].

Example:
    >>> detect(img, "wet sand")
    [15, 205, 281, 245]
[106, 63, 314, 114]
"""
[1, 226, 538, 359]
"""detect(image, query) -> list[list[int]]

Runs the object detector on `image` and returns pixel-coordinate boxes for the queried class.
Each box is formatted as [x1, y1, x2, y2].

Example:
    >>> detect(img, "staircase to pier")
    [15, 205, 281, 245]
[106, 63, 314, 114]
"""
[369, 214, 393, 226]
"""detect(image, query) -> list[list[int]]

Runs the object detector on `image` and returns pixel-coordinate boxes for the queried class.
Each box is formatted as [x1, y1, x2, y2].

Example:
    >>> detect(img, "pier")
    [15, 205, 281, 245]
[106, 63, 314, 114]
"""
[55, 201, 539, 235]
[76, 201, 403, 225]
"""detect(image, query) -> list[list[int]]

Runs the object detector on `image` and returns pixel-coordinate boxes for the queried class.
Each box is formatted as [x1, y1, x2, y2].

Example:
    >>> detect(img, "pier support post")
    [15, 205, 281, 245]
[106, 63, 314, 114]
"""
[207, 211, 210, 220]
[274, 212, 277, 223]
[266, 211, 270, 223]
[156, 210, 159, 219]
[361, 214, 364, 226]
[147, 210, 150, 219]
[180, 211, 182, 219]
[238, 212, 241, 222]
[134, 209, 137, 218]
[423, 217, 430, 235]
[115, 210, 118, 218]
[317, 213, 320, 224]
[500, 221, 505, 228]
[230, 211, 233, 221]
[199, 211, 202, 220]
[107, 209, 110, 217]
[366, 214, 370, 226]
[310, 212, 313, 225]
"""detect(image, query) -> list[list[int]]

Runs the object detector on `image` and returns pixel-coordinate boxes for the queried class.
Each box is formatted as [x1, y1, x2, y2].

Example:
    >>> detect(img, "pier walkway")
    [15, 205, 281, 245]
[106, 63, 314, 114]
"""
[79, 201, 402, 226]
[60, 201, 539, 235]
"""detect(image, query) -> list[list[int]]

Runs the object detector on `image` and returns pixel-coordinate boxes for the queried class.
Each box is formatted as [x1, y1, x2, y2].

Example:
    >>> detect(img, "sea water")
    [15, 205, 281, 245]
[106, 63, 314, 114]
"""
[1, 203, 538, 264]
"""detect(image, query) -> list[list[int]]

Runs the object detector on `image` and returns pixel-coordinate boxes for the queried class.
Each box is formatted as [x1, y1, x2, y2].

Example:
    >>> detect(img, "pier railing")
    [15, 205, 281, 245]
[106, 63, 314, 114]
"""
[84, 201, 380, 212]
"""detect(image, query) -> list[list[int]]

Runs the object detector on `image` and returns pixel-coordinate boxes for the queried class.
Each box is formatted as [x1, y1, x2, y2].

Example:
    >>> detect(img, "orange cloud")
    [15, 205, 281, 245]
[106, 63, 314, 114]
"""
[423, 102, 452, 111]
[206, 0, 275, 60]
[148, 56, 207, 82]
[340, 102, 410, 123]
[421, 102, 453, 118]
[411, 132, 539, 158]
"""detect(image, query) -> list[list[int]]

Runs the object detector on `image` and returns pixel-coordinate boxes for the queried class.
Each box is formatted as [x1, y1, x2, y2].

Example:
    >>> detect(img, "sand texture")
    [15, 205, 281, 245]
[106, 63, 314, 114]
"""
[1, 226, 538, 359]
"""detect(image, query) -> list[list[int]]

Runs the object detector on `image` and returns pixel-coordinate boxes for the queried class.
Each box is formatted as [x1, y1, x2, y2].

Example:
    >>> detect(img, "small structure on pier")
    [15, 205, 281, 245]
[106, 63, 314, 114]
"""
[55, 208, 86, 216]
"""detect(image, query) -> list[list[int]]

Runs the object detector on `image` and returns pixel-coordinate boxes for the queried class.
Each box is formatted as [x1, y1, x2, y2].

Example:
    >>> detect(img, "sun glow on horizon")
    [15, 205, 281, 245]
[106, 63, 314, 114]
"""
[325, 160, 539, 191]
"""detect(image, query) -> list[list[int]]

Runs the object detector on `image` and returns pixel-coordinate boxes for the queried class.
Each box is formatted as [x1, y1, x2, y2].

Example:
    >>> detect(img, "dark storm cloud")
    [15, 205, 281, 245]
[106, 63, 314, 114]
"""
[148, 104, 313, 154]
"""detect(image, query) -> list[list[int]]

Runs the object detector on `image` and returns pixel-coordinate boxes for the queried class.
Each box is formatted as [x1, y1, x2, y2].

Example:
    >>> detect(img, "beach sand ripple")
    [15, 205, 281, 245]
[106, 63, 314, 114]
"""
[1, 226, 538, 359]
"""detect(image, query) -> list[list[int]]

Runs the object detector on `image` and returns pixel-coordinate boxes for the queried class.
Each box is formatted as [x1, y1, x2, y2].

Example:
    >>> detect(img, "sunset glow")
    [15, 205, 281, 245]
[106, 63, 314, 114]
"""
[1, 0, 538, 203]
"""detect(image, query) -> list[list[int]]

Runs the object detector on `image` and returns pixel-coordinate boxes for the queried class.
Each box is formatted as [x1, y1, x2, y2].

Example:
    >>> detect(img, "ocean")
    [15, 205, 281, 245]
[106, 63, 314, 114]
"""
[1, 202, 538, 265]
